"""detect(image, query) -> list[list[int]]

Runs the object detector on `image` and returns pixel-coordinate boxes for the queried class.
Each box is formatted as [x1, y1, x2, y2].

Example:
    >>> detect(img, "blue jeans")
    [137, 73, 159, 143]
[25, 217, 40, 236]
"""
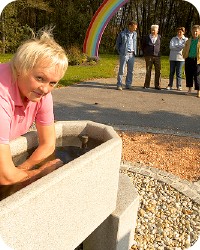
[169, 61, 184, 88]
[117, 53, 135, 87]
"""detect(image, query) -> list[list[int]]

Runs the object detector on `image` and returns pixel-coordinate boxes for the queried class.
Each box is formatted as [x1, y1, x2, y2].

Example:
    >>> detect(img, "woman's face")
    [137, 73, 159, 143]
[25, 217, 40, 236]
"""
[192, 28, 200, 39]
[17, 62, 63, 103]
[177, 30, 184, 38]
[151, 28, 158, 36]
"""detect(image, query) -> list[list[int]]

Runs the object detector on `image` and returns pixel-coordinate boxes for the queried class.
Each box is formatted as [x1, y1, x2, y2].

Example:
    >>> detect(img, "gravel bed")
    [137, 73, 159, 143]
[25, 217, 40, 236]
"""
[120, 169, 200, 250]
[118, 131, 200, 182]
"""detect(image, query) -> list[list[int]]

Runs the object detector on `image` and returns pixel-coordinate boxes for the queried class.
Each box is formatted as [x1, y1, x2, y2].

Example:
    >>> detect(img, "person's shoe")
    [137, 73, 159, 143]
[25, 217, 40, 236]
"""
[125, 85, 133, 90]
[155, 86, 161, 90]
[117, 86, 122, 91]
[177, 87, 182, 91]
[143, 86, 149, 89]
[166, 86, 172, 90]
[185, 87, 192, 95]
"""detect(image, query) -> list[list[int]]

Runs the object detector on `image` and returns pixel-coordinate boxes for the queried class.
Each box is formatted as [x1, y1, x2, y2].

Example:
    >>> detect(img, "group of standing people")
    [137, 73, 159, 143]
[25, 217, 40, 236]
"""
[116, 21, 200, 98]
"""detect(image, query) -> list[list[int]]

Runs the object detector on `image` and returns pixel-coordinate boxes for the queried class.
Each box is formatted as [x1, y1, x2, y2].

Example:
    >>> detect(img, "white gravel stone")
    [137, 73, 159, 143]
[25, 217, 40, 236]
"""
[122, 171, 200, 250]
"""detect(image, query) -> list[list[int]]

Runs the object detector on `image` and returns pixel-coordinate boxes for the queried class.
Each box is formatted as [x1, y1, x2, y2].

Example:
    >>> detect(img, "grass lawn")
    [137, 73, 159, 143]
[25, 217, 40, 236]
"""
[0, 54, 13, 63]
[161, 56, 170, 78]
[0, 53, 171, 86]
[59, 54, 119, 86]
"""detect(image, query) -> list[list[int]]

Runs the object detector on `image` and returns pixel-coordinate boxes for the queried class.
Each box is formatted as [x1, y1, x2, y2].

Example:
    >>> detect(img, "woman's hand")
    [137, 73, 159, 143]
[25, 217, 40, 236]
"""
[23, 158, 63, 182]
[18, 123, 56, 170]
[0, 159, 63, 201]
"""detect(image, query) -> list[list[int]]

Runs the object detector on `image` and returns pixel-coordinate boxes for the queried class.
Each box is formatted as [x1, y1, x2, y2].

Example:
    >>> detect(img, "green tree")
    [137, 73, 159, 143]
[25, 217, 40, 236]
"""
[0, 0, 52, 53]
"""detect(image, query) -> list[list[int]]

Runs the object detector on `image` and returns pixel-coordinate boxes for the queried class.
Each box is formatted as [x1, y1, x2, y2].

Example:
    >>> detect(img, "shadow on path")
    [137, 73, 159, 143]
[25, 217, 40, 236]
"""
[53, 100, 200, 136]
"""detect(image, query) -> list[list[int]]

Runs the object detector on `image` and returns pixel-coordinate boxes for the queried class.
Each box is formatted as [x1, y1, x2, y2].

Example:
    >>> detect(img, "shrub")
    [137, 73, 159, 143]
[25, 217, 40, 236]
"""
[66, 46, 84, 66]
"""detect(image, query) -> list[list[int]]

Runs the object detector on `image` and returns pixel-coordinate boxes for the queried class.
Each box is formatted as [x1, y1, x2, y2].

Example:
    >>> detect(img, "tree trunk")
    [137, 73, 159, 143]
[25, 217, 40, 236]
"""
[1, 13, 6, 54]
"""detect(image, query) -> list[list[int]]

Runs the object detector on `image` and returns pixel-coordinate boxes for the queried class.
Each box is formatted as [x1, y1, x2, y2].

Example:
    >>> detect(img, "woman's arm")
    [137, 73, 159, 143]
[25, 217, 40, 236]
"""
[18, 123, 56, 170]
[169, 37, 181, 50]
[0, 123, 61, 185]
[0, 144, 28, 185]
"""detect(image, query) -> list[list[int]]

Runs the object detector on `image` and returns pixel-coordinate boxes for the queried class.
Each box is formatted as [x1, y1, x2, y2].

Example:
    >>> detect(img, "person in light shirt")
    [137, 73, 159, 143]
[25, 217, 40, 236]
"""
[166, 27, 188, 91]
[0, 28, 68, 185]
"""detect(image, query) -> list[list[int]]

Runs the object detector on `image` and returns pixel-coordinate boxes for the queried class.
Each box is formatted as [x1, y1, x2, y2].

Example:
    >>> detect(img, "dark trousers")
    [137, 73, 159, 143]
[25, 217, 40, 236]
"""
[144, 56, 161, 88]
[197, 64, 200, 90]
[185, 57, 199, 90]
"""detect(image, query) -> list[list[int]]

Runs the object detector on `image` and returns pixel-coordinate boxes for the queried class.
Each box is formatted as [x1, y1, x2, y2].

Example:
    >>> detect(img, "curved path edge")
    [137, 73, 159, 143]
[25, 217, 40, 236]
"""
[120, 162, 200, 205]
[112, 125, 200, 205]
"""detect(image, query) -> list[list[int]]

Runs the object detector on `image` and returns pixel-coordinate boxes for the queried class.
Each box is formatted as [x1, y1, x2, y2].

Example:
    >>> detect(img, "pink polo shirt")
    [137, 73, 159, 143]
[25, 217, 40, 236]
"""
[0, 63, 54, 144]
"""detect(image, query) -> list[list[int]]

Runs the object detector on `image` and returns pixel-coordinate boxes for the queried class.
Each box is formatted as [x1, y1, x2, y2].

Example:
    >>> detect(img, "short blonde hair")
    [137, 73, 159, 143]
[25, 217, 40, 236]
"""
[10, 29, 68, 79]
[192, 24, 200, 31]
[151, 25, 159, 30]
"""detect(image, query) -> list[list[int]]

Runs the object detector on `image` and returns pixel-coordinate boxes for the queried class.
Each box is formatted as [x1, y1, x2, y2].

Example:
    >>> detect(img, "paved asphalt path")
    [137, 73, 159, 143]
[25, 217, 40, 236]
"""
[52, 76, 200, 137]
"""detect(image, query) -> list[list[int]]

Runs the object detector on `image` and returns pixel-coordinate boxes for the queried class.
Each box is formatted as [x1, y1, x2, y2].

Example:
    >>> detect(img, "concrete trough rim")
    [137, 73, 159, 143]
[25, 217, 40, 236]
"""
[0, 121, 121, 214]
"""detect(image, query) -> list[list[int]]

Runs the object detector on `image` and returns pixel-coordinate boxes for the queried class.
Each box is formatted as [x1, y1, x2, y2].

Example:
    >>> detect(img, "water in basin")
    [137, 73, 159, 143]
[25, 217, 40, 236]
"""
[0, 135, 102, 201]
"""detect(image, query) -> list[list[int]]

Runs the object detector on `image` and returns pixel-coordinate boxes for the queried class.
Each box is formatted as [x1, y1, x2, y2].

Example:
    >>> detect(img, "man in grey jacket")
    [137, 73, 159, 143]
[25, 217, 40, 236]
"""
[116, 20, 138, 90]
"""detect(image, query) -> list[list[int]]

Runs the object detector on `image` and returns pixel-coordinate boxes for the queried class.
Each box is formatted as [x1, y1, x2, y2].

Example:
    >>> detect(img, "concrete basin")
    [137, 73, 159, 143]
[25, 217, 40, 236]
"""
[0, 121, 122, 250]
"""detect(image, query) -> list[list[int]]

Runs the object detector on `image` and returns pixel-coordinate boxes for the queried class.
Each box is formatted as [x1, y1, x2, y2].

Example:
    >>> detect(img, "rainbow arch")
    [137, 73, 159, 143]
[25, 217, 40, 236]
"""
[83, 0, 129, 58]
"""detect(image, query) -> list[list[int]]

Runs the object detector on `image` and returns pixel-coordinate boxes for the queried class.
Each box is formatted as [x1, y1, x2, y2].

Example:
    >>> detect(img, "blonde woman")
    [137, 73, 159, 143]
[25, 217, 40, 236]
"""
[183, 25, 200, 97]
[0, 29, 68, 185]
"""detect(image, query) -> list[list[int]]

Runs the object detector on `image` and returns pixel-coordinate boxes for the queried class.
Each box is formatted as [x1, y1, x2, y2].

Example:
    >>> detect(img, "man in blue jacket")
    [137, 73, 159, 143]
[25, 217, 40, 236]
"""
[116, 20, 138, 90]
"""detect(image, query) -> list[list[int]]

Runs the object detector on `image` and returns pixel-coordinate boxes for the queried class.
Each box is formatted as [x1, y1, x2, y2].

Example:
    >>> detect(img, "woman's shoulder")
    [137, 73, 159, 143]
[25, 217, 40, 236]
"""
[0, 63, 12, 78]
[0, 63, 11, 71]
[186, 37, 191, 42]
[183, 36, 188, 41]
[0, 63, 15, 100]
[170, 36, 177, 41]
